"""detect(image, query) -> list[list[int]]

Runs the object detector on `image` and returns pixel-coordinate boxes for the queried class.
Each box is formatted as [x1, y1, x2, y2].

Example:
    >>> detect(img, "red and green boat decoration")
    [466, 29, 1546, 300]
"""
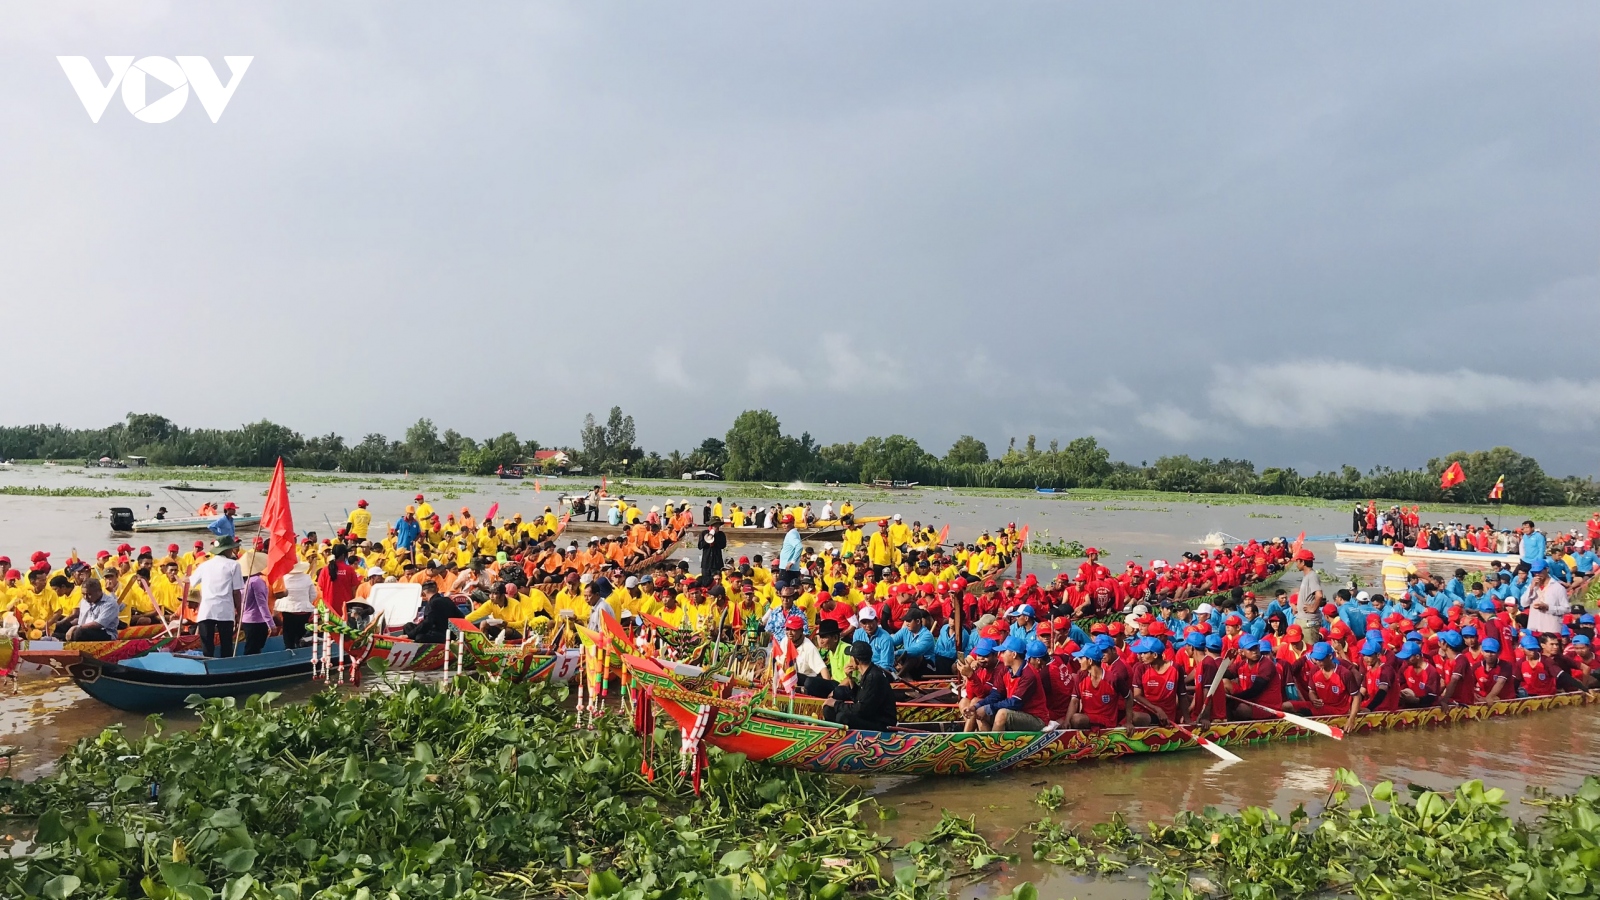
[621, 653, 1600, 777]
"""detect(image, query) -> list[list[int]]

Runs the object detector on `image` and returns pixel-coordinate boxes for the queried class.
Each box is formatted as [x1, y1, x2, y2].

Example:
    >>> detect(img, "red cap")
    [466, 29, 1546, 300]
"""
[95, 550, 111, 559]
[1285, 625, 1303, 641]
[357, 499, 368, 507]
[817, 591, 831, 602]
[3, 571, 17, 581]
[1036, 622, 1053, 637]
[194, 540, 205, 548]
[1137, 614, 1155, 625]
[785, 615, 805, 631]
[167, 543, 180, 553]
[738, 556, 750, 565]
[1084, 547, 1099, 556]
[1148, 622, 1168, 637]
[1365, 614, 1381, 627]
[1090, 623, 1108, 635]
[1293, 549, 1315, 561]
[1107, 622, 1124, 636]
[138, 546, 151, 555]
[1225, 614, 1242, 626]
[115, 543, 133, 552]
[1322, 603, 1338, 615]
[1051, 615, 1071, 630]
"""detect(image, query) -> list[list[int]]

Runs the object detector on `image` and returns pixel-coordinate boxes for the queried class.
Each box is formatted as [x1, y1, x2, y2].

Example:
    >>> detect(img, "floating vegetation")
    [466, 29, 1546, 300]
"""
[1022, 531, 1088, 559]
[1248, 512, 1283, 519]
[0, 486, 150, 498]
[1029, 770, 1600, 899]
[0, 678, 990, 900]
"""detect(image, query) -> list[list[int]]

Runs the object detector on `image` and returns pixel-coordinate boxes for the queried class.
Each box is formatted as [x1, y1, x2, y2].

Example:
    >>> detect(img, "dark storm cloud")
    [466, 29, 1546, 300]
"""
[2, 2, 1595, 474]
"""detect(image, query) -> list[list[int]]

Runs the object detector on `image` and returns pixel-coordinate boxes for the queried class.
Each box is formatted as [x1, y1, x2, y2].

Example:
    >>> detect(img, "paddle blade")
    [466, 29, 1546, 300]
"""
[1283, 711, 1343, 739]
[1197, 738, 1244, 764]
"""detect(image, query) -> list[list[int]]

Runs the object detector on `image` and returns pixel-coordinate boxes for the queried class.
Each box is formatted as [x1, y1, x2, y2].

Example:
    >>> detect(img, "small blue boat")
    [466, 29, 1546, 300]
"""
[67, 637, 339, 712]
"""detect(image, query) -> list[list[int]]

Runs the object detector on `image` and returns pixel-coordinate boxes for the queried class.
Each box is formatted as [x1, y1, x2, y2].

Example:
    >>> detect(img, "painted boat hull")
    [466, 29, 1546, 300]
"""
[124, 515, 262, 534]
[1333, 542, 1519, 567]
[627, 654, 1600, 776]
[16, 625, 201, 677]
[68, 639, 331, 712]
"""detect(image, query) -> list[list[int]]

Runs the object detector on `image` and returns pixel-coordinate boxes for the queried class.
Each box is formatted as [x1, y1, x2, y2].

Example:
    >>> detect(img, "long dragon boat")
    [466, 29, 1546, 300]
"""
[623, 653, 1600, 776]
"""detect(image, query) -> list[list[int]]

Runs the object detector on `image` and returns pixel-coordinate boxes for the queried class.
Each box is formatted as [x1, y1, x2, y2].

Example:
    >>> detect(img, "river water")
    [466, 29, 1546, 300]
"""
[2, 465, 1593, 896]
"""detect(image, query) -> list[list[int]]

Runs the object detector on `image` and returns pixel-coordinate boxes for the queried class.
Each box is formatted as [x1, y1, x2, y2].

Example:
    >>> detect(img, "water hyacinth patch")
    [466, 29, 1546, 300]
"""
[1029, 768, 1600, 899]
[0, 679, 982, 900]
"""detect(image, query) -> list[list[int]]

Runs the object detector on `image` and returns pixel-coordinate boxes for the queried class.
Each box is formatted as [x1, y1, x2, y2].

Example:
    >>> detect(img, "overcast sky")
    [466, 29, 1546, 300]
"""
[4, 3, 1597, 476]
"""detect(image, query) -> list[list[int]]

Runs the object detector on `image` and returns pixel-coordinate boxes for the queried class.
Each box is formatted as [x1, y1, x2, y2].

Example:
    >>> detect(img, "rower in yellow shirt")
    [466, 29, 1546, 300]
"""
[347, 500, 373, 540]
[413, 493, 434, 523]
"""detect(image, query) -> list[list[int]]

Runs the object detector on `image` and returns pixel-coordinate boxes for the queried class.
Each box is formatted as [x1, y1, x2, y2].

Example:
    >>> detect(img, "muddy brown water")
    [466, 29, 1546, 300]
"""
[2, 466, 1591, 896]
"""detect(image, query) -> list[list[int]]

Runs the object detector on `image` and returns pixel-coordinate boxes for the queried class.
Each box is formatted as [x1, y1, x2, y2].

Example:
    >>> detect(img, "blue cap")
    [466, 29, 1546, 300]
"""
[1184, 632, 1206, 650]
[1017, 604, 1036, 618]
[1582, 614, 1595, 625]
[1576, 635, 1593, 646]
[1481, 638, 1501, 653]
[1460, 625, 1478, 637]
[1563, 626, 1572, 637]
[1520, 634, 1541, 651]
[1396, 644, 1419, 660]
[1093, 634, 1115, 649]
[1026, 639, 1050, 660]
[1439, 630, 1463, 649]
[1135, 638, 1162, 654]
[1404, 631, 1423, 643]
[1072, 647, 1093, 660]
[1309, 642, 1334, 661]
[998, 636, 1028, 655]
[1205, 634, 1223, 651]
[973, 638, 996, 657]
[1237, 635, 1258, 651]
[1360, 637, 1382, 657]
[1530, 559, 1548, 573]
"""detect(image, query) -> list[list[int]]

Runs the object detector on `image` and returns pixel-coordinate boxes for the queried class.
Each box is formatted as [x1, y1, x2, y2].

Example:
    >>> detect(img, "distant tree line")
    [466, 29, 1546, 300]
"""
[1, 410, 1595, 506]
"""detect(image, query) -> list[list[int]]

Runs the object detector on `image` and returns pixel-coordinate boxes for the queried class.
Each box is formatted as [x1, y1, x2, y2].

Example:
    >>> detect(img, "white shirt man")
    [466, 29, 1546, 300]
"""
[189, 551, 244, 623]
[1522, 564, 1570, 635]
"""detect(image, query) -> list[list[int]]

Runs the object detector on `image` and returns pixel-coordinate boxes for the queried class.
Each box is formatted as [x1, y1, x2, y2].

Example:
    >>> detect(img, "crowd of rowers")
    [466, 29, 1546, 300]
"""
[783, 546, 1600, 734]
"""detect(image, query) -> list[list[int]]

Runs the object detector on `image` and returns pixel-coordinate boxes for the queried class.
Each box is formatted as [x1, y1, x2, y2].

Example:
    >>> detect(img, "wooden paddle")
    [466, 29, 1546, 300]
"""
[1132, 696, 1242, 763]
[1192, 654, 1232, 724]
[1231, 696, 1345, 739]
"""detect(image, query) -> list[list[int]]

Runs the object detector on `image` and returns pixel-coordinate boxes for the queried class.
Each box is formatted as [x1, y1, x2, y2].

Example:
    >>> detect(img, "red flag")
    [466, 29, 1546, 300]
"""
[485, 502, 499, 521]
[1440, 461, 1466, 490]
[1489, 475, 1505, 500]
[600, 475, 608, 496]
[261, 458, 296, 586]
[937, 523, 950, 544]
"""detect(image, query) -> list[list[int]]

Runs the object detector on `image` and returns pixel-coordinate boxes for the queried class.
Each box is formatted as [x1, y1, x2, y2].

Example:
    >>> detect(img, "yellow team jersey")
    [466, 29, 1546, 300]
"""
[347, 508, 372, 539]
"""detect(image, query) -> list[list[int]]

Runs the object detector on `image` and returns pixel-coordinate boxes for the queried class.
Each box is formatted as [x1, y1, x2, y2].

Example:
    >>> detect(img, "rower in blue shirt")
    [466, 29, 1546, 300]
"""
[1518, 522, 1546, 572]
[850, 606, 899, 672]
[1338, 591, 1377, 639]
[1443, 569, 1467, 601]
[207, 501, 239, 538]
[1545, 555, 1572, 584]
[893, 609, 936, 679]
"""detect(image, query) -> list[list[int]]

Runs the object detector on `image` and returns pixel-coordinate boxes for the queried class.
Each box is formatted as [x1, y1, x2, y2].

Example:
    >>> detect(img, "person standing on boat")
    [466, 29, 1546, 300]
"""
[187, 537, 245, 658]
[1292, 550, 1323, 632]
[346, 500, 372, 542]
[1517, 520, 1545, 575]
[240, 551, 273, 655]
[698, 519, 727, 587]
[207, 501, 239, 539]
[1521, 560, 1568, 636]
[277, 560, 316, 650]
[777, 514, 803, 589]
[317, 543, 361, 622]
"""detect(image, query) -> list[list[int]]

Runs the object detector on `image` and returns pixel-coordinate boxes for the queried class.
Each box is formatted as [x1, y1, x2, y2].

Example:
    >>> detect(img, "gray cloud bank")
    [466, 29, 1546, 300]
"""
[2, 2, 1596, 475]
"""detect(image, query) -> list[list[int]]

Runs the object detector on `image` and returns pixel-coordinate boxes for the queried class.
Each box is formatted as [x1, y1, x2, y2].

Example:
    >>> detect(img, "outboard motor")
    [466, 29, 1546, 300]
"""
[109, 508, 136, 532]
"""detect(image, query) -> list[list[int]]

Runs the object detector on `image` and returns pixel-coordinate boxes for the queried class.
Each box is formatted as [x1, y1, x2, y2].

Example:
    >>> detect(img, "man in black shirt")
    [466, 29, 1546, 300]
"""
[824, 641, 897, 730]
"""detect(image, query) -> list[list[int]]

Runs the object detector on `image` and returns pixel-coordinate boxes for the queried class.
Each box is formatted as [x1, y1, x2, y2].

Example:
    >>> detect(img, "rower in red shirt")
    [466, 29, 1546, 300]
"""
[1434, 630, 1477, 709]
[1130, 638, 1181, 725]
[1303, 642, 1362, 723]
[1066, 643, 1126, 729]
[1226, 635, 1284, 720]
[1360, 636, 1402, 712]
[1396, 643, 1439, 708]
[1192, 633, 1230, 724]
[1473, 638, 1515, 702]
[1515, 633, 1561, 697]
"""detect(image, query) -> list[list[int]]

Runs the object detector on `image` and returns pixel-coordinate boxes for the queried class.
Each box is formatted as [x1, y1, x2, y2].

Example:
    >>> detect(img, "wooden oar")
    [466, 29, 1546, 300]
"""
[1191, 655, 1232, 724]
[1232, 696, 1344, 739]
[1132, 696, 1242, 764]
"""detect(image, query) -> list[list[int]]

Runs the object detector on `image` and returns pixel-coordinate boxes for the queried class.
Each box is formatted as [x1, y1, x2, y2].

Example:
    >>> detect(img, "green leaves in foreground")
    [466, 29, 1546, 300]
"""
[1030, 769, 1600, 899]
[0, 679, 951, 899]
